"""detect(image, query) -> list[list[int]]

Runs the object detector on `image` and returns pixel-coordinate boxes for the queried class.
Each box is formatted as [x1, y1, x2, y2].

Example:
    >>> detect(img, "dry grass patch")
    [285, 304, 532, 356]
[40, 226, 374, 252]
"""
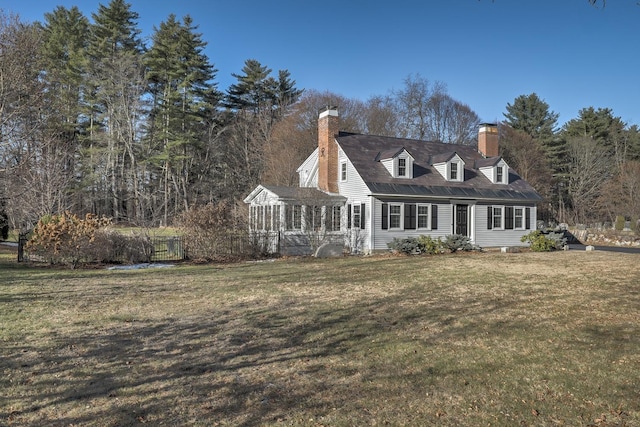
[1, 250, 639, 426]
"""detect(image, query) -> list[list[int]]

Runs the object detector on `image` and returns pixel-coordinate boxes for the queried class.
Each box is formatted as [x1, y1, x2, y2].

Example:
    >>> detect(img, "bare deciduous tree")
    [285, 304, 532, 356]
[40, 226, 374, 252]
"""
[566, 136, 612, 224]
[596, 160, 640, 223]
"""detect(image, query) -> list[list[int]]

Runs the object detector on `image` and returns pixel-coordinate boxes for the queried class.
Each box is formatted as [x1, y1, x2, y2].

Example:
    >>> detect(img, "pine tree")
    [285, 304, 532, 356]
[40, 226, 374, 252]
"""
[41, 6, 90, 138]
[503, 93, 566, 179]
[85, 0, 144, 221]
[144, 14, 220, 224]
[504, 93, 559, 141]
[563, 107, 627, 167]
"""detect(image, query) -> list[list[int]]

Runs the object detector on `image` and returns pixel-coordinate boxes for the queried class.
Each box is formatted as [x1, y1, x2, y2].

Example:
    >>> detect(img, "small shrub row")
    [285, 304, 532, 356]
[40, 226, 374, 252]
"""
[387, 234, 478, 255]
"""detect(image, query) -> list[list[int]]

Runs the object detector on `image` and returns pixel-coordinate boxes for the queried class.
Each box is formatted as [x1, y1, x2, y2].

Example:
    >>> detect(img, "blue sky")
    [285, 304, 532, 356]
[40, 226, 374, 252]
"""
[4, 0, 639, 127]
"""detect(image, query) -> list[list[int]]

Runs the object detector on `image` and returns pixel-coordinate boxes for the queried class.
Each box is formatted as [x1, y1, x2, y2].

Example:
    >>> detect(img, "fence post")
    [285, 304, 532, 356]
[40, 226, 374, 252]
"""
[17, 232, 26, 262]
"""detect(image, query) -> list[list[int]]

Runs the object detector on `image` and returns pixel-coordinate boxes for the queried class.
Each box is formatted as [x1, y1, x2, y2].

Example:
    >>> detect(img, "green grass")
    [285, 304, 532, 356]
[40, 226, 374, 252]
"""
[1, 248, 639, 426]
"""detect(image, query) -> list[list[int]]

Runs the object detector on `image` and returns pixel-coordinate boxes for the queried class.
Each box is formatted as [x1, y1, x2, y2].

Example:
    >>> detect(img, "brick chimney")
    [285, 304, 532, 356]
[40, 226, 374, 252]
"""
[478, 123, 499, 157]
[317, 106, 339, 193]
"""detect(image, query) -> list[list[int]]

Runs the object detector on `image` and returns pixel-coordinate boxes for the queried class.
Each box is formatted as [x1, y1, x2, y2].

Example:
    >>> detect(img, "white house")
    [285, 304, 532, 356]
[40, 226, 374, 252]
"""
[244, 107, 542, 254]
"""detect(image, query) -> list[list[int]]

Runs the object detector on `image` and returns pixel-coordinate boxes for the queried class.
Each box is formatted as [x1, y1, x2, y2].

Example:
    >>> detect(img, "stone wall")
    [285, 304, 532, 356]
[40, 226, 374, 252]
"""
[569, 228, 640, 247]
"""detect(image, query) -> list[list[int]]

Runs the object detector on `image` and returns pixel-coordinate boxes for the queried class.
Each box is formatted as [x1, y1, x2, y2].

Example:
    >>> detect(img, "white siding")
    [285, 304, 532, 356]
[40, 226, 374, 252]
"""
[297, 147, 318, 187]
[337, 146, 374, 253]
[371, 198, 454, 251]
[433, 163, 447, 179]
[381, 158, 394, 176]
[474, 204, 537, 247]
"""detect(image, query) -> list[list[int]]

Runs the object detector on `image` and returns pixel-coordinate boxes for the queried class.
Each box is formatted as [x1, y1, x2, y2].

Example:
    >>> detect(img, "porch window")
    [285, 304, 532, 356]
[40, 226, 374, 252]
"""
[286, 205, 302, 230]
[310, 205, 323, 232]
[274, 205, 281, 230]
[326, 205, 341, 232]
[257, 206, 264, 230]
[265, 205, 272, 231]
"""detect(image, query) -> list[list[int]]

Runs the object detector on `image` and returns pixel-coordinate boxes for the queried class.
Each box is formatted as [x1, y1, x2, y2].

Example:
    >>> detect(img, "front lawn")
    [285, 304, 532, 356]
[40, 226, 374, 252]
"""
[1, 250, 638, 426]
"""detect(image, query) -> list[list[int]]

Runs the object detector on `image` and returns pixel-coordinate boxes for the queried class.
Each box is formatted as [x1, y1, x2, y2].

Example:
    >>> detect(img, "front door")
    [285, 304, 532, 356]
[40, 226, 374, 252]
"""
[455, 204, 468, 236]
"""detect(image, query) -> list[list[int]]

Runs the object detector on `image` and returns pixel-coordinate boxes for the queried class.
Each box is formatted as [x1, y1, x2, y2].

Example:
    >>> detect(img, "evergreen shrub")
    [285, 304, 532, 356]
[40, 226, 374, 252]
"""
[520, 230, 559, 252]
[442, 234, 475, 253]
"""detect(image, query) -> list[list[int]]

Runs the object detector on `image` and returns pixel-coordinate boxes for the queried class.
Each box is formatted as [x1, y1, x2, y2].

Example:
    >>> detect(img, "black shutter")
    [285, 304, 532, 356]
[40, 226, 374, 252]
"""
[382, 203, 388, 230]
[487, 206, 493, 230]
[360, 203, 366, 229]
[404, 204, 416, 229]
[431, 204, 438, 230]
[347, 204, 352, 229]
[525, 207, 531, 230]
[505, 207, 514, 230]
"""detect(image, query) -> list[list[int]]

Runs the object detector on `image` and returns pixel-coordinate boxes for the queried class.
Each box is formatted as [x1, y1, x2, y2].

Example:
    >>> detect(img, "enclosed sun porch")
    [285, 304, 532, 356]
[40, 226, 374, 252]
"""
[243, 185, 347, 256]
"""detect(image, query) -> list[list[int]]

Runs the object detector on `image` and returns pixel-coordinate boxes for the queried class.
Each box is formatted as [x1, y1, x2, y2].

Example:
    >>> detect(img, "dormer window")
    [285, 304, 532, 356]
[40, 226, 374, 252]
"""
[378, 147, 414, 179]
[398, 158, 406, 177]
[476, 157, 509, 184]
[432, 152, 465, 182]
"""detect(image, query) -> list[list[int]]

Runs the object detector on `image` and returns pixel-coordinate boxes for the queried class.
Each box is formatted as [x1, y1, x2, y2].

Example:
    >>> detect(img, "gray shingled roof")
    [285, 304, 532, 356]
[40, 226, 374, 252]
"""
[336, 133, 542, 202]
[262, 185, 346, 203]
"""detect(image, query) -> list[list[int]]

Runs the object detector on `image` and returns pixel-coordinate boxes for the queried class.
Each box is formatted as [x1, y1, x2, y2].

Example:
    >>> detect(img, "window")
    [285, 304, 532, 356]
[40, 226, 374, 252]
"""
[389, 204, 401, 229]
[286, 205, 302, 230]
[489, 205, 529, 230]
[326, 205, 341, 232]
[514, 207, 524, 229]
[310, 205, 323, 231]
[450, 162, 458, 180]
[274, 205, 281, 230]
[492, 206, 503, 229]
[398, 158, 406, 177]
[348, 203, 366, 229]
[417, 204, 430, 229]
[265, 205, 272, 231]
[496, 166, 504, 183]
[353, 204, 361, 229]
[340, 162, 347, 181]
[382, 203, 438, 231]
[257, 206, 264, 230]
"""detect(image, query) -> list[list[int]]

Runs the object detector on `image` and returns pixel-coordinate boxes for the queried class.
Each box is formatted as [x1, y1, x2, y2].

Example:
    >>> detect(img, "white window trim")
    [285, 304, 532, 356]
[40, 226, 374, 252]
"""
[416, 203, 431, 230]
[449, 160, 463, 182]
[492, 206, 504, 230]
[514, 207, 525, 230]
[353, 203, 361, 229]
[496, 166, 504, 184]
[397, 158, 406, 177]
[340, 161, 347, 182]
[388, 203, 402, 230]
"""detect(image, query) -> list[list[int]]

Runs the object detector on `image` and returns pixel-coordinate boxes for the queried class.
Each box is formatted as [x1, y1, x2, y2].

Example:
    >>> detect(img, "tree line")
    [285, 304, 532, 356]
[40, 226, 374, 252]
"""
[500, 94, 640, 225]
[1, 1, 638, 232]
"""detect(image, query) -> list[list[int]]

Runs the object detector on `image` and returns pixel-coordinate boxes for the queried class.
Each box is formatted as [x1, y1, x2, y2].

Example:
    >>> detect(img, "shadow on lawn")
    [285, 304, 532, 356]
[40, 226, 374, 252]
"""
[3, 282, 638, 426]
